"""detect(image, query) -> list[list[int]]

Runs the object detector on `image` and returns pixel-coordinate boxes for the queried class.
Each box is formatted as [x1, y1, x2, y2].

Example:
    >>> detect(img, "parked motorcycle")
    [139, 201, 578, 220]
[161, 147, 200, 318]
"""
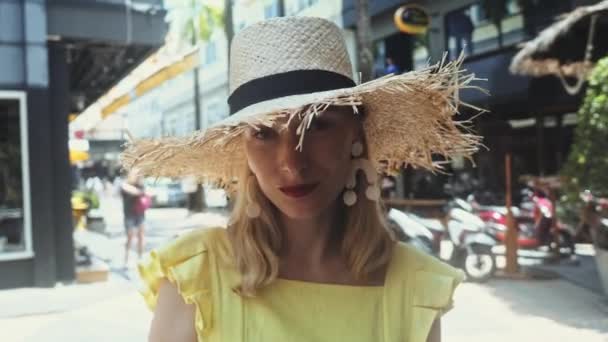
[388, 205, 496, 283]
[441, 199, 497, 282]
[476, 189, 575, 257]
[387, 208, 435, 255]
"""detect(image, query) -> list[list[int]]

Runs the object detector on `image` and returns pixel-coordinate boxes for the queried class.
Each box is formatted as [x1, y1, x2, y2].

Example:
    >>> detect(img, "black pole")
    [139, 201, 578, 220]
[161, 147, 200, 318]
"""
[192, 34, 202, 131]
[224, 0, 234, 72]
[277, 0, 286, 17]
[536, 113, 545, 176]
[190, 34, 205, 212]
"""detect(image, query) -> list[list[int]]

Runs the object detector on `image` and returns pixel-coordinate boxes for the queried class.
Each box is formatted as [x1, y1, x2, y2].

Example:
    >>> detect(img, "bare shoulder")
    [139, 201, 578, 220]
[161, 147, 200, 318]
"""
[427, 318, 441, 342]
[149, 279, 197, 342]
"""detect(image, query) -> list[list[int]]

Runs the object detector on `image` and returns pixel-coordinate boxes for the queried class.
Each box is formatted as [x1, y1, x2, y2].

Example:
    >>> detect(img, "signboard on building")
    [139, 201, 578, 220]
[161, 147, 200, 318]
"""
[394, 5, 430, 35]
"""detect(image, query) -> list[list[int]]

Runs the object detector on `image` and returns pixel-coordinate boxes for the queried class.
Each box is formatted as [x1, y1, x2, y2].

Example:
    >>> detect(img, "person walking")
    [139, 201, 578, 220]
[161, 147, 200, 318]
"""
[121, 170, 148, 267]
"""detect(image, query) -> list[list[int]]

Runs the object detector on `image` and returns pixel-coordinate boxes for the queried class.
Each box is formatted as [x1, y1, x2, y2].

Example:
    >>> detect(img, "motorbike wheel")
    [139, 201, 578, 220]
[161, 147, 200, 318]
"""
[464, 251, 495, 283]
[554, 230, 575, 257]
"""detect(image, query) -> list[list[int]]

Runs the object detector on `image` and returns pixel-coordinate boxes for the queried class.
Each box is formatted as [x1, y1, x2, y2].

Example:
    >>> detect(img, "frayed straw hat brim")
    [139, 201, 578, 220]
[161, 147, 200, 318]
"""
[120, 55, 484, 189]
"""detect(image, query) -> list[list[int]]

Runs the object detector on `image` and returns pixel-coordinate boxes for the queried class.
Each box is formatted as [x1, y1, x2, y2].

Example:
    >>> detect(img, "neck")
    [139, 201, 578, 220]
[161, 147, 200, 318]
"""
[278, 201, 343, 267]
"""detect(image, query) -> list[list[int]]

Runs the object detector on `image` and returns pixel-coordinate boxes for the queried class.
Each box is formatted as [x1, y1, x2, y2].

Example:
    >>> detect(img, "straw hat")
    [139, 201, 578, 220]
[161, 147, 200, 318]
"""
[121, 17, 482, 188]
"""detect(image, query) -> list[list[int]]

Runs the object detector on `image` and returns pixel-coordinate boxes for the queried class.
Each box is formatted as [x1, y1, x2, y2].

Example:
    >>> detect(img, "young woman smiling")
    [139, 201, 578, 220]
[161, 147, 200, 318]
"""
[124, 16, 481, 342]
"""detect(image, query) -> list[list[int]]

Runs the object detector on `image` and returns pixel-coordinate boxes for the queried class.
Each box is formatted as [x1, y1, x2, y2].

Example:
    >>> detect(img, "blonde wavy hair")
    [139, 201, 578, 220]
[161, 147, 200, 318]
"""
[227, 131, 396, 297]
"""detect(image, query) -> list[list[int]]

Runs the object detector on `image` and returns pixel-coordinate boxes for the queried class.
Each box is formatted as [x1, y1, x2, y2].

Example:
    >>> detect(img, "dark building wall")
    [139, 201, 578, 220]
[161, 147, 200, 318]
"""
[27, 87, 60, 287]
[48, 43, 75, 282]
[0, 0, 74, 288]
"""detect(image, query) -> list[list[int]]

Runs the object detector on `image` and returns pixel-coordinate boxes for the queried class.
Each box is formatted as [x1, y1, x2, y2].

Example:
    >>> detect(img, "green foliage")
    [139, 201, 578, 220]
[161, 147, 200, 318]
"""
[562, 57, 608, 200]
[165, 0, 224, 47]
[72, 190, 100, 210]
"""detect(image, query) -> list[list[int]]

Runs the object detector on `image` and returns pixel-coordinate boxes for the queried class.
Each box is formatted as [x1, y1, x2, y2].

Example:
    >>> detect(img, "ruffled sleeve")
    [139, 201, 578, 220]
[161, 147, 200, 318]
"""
[384, 242, 465, 342]
[411, 254, 465, 316]
[138, 228, 224, 337]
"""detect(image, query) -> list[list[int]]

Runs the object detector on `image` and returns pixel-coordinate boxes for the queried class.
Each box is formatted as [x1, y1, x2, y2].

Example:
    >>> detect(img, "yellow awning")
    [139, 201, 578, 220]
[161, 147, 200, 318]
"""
[100, 51, 199, 119]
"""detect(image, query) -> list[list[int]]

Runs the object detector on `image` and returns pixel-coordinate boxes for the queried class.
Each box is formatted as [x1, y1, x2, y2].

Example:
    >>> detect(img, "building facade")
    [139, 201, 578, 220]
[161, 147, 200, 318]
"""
[118, 0, 352, 140]
[99, 0, 598, 201]
[340, 0, 600, 198]
[0, 0, 165, 289]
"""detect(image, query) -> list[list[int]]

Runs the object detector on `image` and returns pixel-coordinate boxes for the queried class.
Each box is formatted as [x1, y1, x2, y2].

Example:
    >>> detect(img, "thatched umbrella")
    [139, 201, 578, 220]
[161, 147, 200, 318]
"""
[510, 0, 608, 95]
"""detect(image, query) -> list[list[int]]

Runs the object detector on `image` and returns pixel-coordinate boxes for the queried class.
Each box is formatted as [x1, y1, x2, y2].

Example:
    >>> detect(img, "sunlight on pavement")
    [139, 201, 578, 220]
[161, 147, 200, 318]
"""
[444, 280, 608, 342]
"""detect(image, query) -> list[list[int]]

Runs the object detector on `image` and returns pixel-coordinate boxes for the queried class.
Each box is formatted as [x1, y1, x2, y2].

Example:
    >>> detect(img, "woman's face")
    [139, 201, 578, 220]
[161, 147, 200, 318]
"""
[244, 107, 361, 219]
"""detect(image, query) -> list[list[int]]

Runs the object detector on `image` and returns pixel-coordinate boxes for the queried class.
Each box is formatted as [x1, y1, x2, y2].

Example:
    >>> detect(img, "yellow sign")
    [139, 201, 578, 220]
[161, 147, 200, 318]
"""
[394, 5, 430, 35]
[69, 150, 89, 164]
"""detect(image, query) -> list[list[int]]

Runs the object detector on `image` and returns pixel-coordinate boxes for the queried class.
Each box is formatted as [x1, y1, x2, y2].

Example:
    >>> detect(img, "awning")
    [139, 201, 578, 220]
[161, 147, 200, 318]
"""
[510, 0, 608, 94]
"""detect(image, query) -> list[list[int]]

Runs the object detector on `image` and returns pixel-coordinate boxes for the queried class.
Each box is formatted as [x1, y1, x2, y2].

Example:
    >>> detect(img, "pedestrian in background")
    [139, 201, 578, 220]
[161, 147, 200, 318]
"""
[384, 56, 400, 75]
[121, 169, 148, 267]
[124, 16, 481, 342]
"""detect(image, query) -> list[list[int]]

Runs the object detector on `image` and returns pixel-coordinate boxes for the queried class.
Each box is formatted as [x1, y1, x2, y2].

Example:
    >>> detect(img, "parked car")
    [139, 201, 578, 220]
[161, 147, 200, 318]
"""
[144, 178, 187, 208]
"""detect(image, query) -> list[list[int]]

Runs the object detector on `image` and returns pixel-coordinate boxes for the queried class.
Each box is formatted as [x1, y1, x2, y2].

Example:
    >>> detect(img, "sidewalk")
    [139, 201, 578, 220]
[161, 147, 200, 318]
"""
[0, 275, 134, 319]
[525, 245, 606, 296]
[98, 192, 229, 238]
[445, 278, 608, 342]
[0, 280, 151, 342]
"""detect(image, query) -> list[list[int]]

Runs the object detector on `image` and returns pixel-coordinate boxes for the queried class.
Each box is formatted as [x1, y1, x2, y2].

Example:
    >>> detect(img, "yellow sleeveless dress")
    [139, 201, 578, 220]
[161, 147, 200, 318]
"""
[138, 228, 464, 342]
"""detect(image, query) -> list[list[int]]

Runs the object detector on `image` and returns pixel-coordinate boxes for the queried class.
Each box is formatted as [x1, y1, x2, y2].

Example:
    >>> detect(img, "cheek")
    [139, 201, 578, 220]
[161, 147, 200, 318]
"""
[245, 146, 271, 177]
[307, 136, 352, 177]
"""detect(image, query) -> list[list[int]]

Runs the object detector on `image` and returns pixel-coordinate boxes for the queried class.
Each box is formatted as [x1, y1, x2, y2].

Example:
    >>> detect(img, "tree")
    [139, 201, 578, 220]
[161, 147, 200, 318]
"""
[355, 0, 373, 82]
[165, 0, 224, 211]
[165, 0, 224, 50]
[481, 0, 508, 47]
[562, 57, 608, 199]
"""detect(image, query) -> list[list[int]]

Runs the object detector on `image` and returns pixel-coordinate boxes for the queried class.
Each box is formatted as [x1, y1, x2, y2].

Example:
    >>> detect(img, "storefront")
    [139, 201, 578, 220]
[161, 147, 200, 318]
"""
[0, 0, 165, 289]
[341, 0, 597, 198]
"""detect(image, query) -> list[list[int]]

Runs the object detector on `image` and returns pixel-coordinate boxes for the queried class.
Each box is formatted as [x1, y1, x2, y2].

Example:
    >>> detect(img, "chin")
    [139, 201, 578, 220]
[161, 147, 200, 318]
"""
[271, 194, 336, 220]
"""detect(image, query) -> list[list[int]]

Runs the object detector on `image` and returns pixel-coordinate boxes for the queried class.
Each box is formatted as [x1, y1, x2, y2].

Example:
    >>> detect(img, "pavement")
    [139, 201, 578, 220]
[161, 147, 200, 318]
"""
[525, 253, 605, 295]
[445, 278, 608, 342]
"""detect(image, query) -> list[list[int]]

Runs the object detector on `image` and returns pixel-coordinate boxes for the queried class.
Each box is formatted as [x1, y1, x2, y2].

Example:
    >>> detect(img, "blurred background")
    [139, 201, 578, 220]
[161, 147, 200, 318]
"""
[0, 0, 607, 341]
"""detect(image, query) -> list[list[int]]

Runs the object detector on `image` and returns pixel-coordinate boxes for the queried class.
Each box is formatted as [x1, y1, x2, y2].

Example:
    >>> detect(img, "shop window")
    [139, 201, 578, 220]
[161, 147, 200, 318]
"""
[205, 101, 228, 128]
[445, 0, 525, 59]
[264, 3, 278, 19]
[0, 91, 33, 261]
[290, 0, 319, 14]
[372, 31, 430, 78]
[413, 34, 430, 70]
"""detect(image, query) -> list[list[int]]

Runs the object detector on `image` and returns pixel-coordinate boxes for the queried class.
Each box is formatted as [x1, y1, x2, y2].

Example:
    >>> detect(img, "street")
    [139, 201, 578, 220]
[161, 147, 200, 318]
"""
[1, 195, 607, 342]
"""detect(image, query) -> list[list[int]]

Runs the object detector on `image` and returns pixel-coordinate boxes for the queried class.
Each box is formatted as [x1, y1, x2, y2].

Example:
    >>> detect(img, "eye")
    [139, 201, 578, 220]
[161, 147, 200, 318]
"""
[309, 118, 332, 131]
[251, 127, 275, 140]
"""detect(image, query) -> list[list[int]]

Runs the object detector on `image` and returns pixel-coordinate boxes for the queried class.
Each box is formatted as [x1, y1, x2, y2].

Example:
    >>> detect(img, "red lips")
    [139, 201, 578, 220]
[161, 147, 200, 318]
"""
[279, 183, 319, 198]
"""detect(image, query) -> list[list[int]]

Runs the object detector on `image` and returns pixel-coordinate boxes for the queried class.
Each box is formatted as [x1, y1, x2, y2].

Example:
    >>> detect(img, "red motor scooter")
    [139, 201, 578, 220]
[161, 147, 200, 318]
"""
[478, 190, 574, 256]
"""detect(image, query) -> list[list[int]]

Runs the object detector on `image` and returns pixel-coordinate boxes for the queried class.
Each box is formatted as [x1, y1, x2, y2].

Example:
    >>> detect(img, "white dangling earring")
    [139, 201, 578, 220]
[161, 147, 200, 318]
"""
[246, 175, 261, 218]
[343, 142, 380, 206]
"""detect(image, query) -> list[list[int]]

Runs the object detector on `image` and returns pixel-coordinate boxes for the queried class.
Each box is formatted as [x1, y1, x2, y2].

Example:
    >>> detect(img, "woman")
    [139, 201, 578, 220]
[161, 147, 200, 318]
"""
[124, 17, 481, 342]
[121, 170, 146, 267]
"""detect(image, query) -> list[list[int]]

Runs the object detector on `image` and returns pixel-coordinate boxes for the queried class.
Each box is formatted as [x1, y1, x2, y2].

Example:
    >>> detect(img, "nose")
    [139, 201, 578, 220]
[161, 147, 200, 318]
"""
[278, 131, 307, 178]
